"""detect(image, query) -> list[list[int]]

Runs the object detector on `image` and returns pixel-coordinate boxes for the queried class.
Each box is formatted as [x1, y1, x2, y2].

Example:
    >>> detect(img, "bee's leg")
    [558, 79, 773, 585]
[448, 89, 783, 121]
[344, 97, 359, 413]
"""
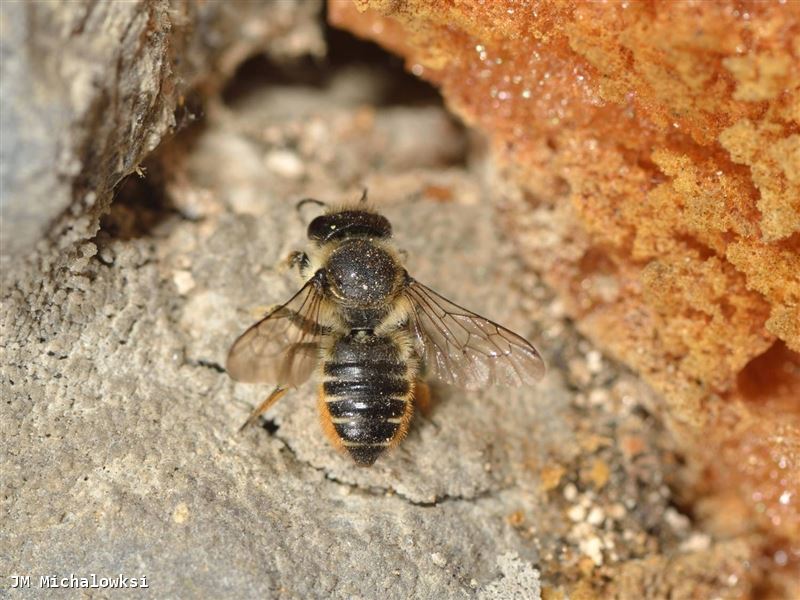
[358, 188, 368, 204]
[238, 386, 288, 433]
[286, 250, 308, 272]
[413, 380, 433, 417]
[275, 250, 309, 277]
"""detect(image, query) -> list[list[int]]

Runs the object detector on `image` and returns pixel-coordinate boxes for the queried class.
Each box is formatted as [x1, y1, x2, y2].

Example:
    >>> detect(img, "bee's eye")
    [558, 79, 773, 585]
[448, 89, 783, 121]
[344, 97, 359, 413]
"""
[308, 211, 392, 242]
[307, 215, 332, 240]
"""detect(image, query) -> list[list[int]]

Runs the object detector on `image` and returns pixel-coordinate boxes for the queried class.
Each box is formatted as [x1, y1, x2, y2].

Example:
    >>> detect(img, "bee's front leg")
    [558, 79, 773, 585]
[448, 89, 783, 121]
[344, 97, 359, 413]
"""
[287, 250, 308, 270]
[282, 250, 309, 275]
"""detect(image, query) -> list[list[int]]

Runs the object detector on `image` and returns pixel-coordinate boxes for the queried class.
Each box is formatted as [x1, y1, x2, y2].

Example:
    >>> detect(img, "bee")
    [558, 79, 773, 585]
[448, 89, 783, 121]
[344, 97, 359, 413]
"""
[226, 196, 545, 466]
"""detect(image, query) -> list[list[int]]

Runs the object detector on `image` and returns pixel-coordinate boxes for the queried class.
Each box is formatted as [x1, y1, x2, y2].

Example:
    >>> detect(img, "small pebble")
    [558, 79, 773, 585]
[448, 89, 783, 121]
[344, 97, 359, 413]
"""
[563, 483, 578, 501]
[265, 149, 305, 179]
[431, 552, 447, 567]
[664, 507, 691, 532]
[173, 270, 196, 295]
[568, 505, 586, 522]
[587, 506, 605, 526]
[586, 350, 603, 374]
[608, 503, 627, 520]
[580, 537, 604, 566]
[588, 388, 609, 406]
[680, 533, 711, 552]
[172, 502, 190, 524]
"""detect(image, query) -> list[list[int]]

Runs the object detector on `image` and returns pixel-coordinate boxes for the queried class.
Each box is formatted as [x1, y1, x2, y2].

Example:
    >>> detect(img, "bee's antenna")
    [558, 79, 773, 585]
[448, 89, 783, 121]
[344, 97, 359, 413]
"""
[359, 188, 368, 204]
[295, 197, 327, 215]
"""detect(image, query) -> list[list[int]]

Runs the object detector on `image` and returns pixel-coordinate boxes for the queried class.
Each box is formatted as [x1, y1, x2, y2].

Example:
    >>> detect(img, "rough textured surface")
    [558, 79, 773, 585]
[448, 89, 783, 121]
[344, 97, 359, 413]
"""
[329, 0, 800, 589]
[0, 0, 323, 263]
[1, 22, 759, 597]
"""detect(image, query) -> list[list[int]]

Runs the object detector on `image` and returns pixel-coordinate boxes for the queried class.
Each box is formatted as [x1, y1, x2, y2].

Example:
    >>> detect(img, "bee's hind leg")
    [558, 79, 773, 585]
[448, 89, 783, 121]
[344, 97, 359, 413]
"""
[238, 386, 288, 433]
[413, 380, 433, 417]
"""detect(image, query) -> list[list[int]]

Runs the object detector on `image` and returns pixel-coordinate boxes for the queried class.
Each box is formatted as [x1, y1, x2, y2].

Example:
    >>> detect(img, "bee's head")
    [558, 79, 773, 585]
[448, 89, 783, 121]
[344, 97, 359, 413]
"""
[307, 209, 392, 243]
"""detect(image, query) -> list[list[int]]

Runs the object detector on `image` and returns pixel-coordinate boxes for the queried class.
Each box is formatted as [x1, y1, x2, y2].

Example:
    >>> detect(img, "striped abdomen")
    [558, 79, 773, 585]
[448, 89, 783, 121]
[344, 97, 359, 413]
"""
[319, 332, 414, 466]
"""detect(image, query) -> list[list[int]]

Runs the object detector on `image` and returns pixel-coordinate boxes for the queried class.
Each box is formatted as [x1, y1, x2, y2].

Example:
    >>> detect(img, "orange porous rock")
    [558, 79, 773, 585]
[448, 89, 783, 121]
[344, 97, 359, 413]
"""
[330, 0, 800, 573]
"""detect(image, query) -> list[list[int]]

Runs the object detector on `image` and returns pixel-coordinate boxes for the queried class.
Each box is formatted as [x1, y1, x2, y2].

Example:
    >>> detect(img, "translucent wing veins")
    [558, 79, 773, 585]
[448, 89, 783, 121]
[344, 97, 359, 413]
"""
[226, 271, 329, 386]
[403, 277, 545, 390]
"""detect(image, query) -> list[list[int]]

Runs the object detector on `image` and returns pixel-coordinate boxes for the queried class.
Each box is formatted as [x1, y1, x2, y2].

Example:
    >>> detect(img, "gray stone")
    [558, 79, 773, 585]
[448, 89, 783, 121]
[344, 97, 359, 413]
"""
[0, 0, 323, 262]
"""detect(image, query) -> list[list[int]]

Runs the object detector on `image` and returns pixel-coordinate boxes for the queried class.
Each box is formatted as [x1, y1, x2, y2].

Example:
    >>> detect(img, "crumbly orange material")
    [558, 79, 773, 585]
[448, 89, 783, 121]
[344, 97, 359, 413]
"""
[330, 0, 800, 571]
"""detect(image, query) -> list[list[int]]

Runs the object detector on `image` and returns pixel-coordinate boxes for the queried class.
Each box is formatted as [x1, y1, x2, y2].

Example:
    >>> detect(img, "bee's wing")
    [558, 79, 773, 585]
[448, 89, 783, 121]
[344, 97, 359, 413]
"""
[403, 278, 546, 390]
[226, 274, 328, 386]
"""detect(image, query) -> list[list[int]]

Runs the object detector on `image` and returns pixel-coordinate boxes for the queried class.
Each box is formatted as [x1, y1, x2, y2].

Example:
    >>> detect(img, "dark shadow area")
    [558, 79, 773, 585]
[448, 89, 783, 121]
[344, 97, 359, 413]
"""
[736, 341, 800, 407]
[98, 159, 180, 241]
[222, 16, 442, 108]
[96, 89, 205, 244]
[261, 418, 280, 436]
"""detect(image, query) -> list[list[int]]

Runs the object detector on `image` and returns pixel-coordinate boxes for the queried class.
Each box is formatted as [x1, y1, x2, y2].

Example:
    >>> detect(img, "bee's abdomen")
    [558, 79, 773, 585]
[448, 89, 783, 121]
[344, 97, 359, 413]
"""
[320, 333, 413, 466]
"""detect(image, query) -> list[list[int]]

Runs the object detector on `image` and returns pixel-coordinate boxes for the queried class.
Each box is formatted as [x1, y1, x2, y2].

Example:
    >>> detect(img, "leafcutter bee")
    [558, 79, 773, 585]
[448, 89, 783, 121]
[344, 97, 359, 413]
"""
[227, 195, 545, 466]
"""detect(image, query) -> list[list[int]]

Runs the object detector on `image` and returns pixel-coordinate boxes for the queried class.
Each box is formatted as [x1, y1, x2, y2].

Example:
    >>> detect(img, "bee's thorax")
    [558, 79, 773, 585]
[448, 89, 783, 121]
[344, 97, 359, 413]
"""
[323, 239, 400, 311]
